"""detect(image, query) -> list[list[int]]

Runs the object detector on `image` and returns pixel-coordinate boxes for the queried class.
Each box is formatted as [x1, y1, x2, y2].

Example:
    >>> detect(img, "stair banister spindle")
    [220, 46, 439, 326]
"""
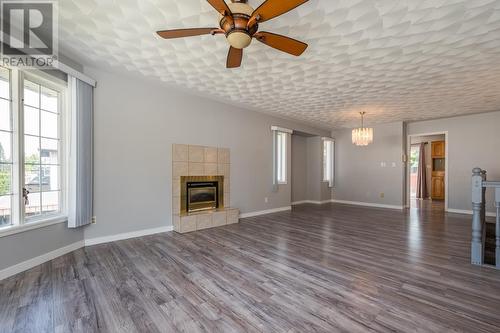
[496, 187, 500, 268]
[471, 168, 484, 265]
[481, 170, 487, 224]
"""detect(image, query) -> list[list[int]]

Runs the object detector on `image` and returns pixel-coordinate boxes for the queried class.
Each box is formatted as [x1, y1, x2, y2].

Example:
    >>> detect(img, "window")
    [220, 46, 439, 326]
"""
[276, 131, 287, 184]
[0, 67, 12, 227]
[0, 66, 67, 230]
[24, 80, 62, 221]
[410, 145, 420, 198]
[323, 138, 334, 187]
[272, 126, 291, 186]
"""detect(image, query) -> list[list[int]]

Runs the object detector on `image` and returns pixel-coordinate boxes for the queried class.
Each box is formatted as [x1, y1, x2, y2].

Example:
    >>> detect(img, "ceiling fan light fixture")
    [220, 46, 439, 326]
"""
[227, 31, 252, 49]
[224, 2, 254, 49]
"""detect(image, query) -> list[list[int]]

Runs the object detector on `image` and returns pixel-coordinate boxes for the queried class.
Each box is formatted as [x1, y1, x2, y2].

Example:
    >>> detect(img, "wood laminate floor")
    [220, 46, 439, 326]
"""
[410, 198, 445, 212]
[1, 203, 500, 333]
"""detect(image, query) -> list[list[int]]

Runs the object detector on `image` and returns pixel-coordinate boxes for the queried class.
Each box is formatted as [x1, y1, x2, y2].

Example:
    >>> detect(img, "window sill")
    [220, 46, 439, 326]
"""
[0, 216, 67, 238]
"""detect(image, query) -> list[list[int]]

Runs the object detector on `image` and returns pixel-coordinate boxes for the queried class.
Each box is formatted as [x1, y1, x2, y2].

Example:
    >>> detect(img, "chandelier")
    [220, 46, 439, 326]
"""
[352, 112, 374, 146]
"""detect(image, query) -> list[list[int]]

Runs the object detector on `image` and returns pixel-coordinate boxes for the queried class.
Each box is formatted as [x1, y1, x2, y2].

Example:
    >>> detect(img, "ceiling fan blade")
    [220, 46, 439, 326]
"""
[250, 0, 308, 23]
[207, 0, 232, 15]
[227, 47, 243, 68]
[156, 28, 218, 39]
[254, 32, 308, 56]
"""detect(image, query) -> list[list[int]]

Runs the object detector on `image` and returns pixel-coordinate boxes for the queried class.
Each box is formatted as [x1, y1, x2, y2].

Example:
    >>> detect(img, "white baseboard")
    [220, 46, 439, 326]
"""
[0, 240, 85, 281]
[446, 208, 496, 217]
[291, 200, 315, 205]
[240, 206, 292, 218]
[291, 200, 332, 205]
[331, 199, 404, 210]
[85, 226, 174, 246]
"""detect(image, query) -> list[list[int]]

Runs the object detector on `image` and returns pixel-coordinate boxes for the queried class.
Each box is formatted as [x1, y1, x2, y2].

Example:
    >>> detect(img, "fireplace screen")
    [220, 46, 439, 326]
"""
[180, 176, 224, 214]
[188, 185, 217, 212]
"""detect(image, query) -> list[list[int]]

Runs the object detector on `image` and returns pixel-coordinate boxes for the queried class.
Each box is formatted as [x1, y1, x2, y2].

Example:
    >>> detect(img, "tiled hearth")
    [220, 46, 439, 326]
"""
[172, 144, 239, 233]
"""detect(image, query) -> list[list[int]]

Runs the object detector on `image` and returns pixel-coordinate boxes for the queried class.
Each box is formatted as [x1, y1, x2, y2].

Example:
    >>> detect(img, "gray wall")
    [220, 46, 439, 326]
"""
[0, 223, 83, 271]
[84, 67, 329, 240]
[291, 135, 308, 202]
[332, 122, 405, 207]
[306, 137, 322, 201]
[408, 111, 500, 213]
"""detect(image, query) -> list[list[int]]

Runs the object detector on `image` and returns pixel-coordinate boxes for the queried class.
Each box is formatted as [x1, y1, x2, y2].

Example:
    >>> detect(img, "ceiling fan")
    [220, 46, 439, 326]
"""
[156, 0, 309, 68]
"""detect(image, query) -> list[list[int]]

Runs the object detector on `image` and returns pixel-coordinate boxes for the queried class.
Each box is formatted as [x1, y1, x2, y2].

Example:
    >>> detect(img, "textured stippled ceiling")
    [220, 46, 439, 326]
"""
[59, 0, 500, 129]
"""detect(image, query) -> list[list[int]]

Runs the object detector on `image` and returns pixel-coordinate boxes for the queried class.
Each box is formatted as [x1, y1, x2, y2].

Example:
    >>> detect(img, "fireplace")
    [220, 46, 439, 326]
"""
[181, 176, 224, 214]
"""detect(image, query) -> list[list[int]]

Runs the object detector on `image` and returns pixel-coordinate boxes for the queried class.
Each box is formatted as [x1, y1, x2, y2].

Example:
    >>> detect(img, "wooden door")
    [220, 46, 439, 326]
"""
[431, 141, 445, 158]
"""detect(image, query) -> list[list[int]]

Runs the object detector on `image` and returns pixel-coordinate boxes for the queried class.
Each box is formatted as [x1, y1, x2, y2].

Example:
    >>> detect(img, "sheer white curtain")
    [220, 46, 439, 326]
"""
[68, 77, 94, 228]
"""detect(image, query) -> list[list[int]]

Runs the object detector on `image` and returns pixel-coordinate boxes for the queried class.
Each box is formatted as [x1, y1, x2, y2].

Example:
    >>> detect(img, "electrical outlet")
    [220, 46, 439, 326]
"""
[91, 216, 97, 224]
[264, 197, 269, 203]
[380, 192, 385, 198]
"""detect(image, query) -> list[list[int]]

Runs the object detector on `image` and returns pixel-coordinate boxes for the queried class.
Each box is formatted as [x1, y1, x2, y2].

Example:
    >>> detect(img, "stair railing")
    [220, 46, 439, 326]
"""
[471, 167, 500, 268]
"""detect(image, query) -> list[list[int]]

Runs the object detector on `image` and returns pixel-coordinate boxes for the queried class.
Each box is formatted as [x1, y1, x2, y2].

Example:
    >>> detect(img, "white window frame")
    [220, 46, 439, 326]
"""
[322, 137, 335, 188]
[0, 66, 68, 236]
[0, 67, 16, 229]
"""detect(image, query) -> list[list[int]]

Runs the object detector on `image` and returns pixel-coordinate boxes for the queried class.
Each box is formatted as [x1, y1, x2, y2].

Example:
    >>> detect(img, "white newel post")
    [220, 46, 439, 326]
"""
[471, 168, 483, 265]
[496, 187, 500, 268]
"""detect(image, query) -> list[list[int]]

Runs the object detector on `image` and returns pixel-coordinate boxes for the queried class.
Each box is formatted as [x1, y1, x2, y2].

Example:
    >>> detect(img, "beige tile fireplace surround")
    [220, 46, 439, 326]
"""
[172, 144, 239, 233]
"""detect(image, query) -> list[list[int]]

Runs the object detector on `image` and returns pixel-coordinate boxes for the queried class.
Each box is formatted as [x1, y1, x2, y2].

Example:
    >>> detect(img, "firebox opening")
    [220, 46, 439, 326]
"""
[187, 182, 218, 212]
[180, 176, 225, 215]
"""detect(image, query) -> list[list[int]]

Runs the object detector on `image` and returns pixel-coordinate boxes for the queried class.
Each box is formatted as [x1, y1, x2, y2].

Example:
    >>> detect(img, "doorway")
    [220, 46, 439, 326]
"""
[407, 133, 447, 211]
[291, 131, 332, 205]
